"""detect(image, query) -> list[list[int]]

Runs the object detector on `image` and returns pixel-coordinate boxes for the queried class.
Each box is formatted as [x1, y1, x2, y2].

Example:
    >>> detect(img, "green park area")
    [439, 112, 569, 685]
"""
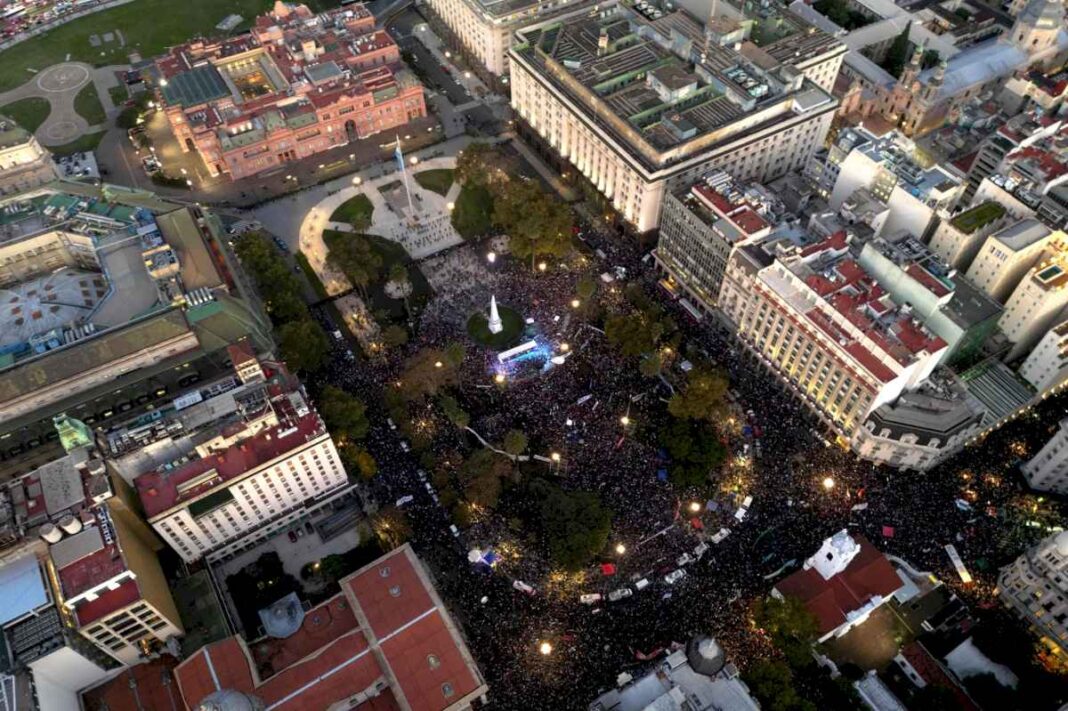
[329, 193, 374, 230]
[73, 83, 106, 125]
[323, 230, 431, 323]
[467, 305, 523, 349]
[0, 0, 276, 92]
[414, 168, 455, 196]
[0, 97, 50, 132]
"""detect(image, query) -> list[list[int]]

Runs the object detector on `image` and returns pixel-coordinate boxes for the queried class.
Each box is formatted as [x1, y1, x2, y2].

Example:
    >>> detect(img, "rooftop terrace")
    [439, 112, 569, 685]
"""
[950, 201, 1006, 234]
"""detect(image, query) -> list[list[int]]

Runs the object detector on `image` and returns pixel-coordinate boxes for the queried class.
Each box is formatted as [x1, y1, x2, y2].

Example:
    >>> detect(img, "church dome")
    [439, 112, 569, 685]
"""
[194, 690, 266, 711]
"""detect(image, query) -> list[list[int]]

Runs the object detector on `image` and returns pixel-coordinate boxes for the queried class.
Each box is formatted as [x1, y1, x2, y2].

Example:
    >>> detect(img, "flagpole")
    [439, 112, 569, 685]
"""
[396, 135, 415, 217]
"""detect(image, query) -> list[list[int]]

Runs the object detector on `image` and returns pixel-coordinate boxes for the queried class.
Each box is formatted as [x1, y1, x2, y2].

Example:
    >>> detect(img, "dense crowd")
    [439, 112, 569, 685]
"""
[306, 212, 1067, 709]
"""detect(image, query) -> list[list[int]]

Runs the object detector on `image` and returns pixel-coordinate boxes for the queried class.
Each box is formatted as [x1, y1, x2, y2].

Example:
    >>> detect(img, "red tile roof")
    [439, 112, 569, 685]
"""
[775, 534, 902, 635]
[75, 578, 142, 626]
[906, 263, 951, 297]
[174, 545, 485, 711]
[81, 656, 184, 711]
[900, 642, 979, 711]
[226, 338, 257, 367]
[135, 408, 325, 518]
[58, 544, 128, 600]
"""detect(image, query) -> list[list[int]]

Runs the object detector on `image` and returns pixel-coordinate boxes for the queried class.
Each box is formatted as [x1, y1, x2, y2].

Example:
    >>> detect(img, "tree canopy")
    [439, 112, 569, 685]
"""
[327, 234, 382, 295]
[660, 419, 727, 487]
[459, 449, 511, 509]
[398, 347, 461, 400]
[752, 596, 821, 669]
[318, 386, 369, 441]
[668, 366, 730, 422]
[502, 429, 528, 457]
[493, 180, 572, 267]
[526, 479, 612, 571]
[277, 319, 329, 373]
[743, 660, 816, 711]
[372, 506, 412, 550]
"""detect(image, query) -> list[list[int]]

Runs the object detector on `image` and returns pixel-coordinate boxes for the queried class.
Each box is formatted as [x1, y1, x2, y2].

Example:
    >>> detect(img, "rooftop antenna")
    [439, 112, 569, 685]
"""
[702, 0, 718, 62]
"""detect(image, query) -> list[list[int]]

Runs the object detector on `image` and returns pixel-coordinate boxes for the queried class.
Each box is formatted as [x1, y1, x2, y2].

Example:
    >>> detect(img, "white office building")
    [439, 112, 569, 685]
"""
[999, 530, 1068, 652]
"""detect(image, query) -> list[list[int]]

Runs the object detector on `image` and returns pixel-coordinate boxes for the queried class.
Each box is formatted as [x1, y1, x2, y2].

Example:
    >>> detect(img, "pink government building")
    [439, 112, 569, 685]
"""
[155, 1, 427, 181]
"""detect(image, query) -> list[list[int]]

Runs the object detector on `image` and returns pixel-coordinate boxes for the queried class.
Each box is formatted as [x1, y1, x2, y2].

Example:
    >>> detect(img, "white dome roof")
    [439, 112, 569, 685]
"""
[194, 690, 265, 711]
[1055, 531, 1068, 556]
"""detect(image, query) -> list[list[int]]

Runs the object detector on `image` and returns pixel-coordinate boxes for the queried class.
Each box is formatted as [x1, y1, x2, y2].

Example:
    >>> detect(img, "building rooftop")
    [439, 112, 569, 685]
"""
[754, 230, 948, 382]
[776, 533, 901, 635]
[865, 376, 986, 442]
[0, 555, 48, 626]
[174, 545, 486, 711]
[133, 384, 320, 518]
[991, 219, 1052, 251]
[511, 0, 840, 173]
[675, 170, 782, 241]
[856, 137, 960, 201]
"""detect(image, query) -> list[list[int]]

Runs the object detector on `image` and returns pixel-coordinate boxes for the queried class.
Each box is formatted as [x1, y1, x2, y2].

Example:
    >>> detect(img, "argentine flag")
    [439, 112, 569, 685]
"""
[394, 138, 405, 172]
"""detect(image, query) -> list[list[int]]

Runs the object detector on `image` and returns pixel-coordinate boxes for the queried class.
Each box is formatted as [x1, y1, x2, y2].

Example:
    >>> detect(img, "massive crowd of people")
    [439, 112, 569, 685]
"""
[306, 209, 1067, 708]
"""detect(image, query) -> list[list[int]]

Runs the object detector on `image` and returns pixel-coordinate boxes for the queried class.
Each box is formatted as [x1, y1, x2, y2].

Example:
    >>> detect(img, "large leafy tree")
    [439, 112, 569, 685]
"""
[752, 596, 821, 669]
[459, 449, 511, 508]
[668, 366, 730, 422]
[327, 234, 382, 296]
[493, 181, 572, 270]
[502, 429, 528, 457]
[526, 479, 612, 571]
[660, 419, 727, 487]
[318, 386, 369, 441]
[277, 319, 329, 373]
[372, 506, 412, 550]
[398, 347, 461, 401]
[743, 660, 815, 711]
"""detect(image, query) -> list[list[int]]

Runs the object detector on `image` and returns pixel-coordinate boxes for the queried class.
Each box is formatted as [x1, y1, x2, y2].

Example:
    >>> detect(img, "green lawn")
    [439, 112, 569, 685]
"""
[74, 83, 106, 125]
[49, 130, 105, 156]
[451, 183, 494, 239]
[414, 168, 455, 196]
[467, 306, 523, 349]
[329, 193, 374, 230]
[0, 97, 50, 132]
[0, 0, 274, 92]
[951, 201, 1006, 234]
[107, 84, 128, 107]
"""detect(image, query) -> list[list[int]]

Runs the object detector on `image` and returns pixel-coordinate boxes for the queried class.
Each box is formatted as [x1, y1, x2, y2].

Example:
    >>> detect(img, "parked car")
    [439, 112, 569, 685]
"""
[693, 543, 710, 560]
[634, 578, 650, 591]
[449, 524, 460, 538]
[512, 580, 536, 595]
[664, 569, 687, 585]
[711, 528, 731, 544]
[579, 593, 603, 605]
[395, 495, 414, 507]
[399, 440, 410, 452]
[387, 418, 397, 430]
[607, 588, 633, 602]
[676, 552, 695, 567]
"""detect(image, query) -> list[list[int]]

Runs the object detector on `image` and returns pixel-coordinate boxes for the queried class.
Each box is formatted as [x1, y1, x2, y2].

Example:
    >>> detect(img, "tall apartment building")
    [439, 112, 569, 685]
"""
[0, 416, 184, 710]
[1021, 419, 1068, 494]
[509, 0, 844, 234]
[0, 119, 58, 197]
[999, 247, 1068, 361]
[127, 357, 352, 563]
[927, 201, 1013, 271]
[718, 229, 947, 435]
[654, 171, 778, 313]
[827, 130, 961, 240]
[1020, 318, 1068, 391]
[999, 530, 1068, 653]
[965, 219, 1056, 302]
[855, 235, 1002, 366]
[156, 2, 426, 181]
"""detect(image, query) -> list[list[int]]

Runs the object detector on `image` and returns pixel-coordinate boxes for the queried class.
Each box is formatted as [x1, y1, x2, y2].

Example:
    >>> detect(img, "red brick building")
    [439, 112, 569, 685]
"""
[156, 2, 426, 181]
[172, 544, 488, 710]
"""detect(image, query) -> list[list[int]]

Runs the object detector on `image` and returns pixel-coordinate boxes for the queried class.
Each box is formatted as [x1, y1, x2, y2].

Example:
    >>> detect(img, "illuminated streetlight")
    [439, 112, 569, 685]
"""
[487, 251, 496, 263]
[539, 641, 553, 656]
[352, 176, 362, 186]
[445, 50, 452, 58]
[537, 261, 547, 271]
[494, 373, 505, 384]
[446, 201, 455, 211]
[434, 361, 443, 368]
[551, 452, 561, 462]
[559, 343, 570, 352]
[615, 543, 626, 555]
[410, 156, 419, 166]
[620, 415, 630, 426]
[689, 501, 701, 513]
[822, 476, 835, 491]
[570, 298, 581, 308]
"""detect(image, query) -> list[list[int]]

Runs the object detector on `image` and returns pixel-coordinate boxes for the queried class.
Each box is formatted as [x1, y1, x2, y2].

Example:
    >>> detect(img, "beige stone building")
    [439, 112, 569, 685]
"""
[0, 119, 58, 196]
[508, 1, 844, 234]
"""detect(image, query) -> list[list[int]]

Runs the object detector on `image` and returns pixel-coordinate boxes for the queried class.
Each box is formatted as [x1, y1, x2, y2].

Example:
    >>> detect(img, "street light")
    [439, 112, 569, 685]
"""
[487, 251, 496, 263]
[494, 372, 506, 384]
[537, 261, 547, 271]
[822, 476, 835, 491]
[434, 360, 443, 368]
[538, 641, 552, 656]
[410, 156, 419, 165]
[570, 298, 580, 309]
[551, 452, 561, 462]
[620, 414, 630, 426]
[615, 543, 626, 555]
[689, 501, 701, 513]
[352, 176, 362, 186]
[559, 343, 570, 352]
[446, 201, 455, 211]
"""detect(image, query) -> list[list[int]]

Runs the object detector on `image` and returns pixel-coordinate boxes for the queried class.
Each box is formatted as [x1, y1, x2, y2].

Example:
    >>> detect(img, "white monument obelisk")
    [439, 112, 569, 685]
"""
[488, 295, 503, 334]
